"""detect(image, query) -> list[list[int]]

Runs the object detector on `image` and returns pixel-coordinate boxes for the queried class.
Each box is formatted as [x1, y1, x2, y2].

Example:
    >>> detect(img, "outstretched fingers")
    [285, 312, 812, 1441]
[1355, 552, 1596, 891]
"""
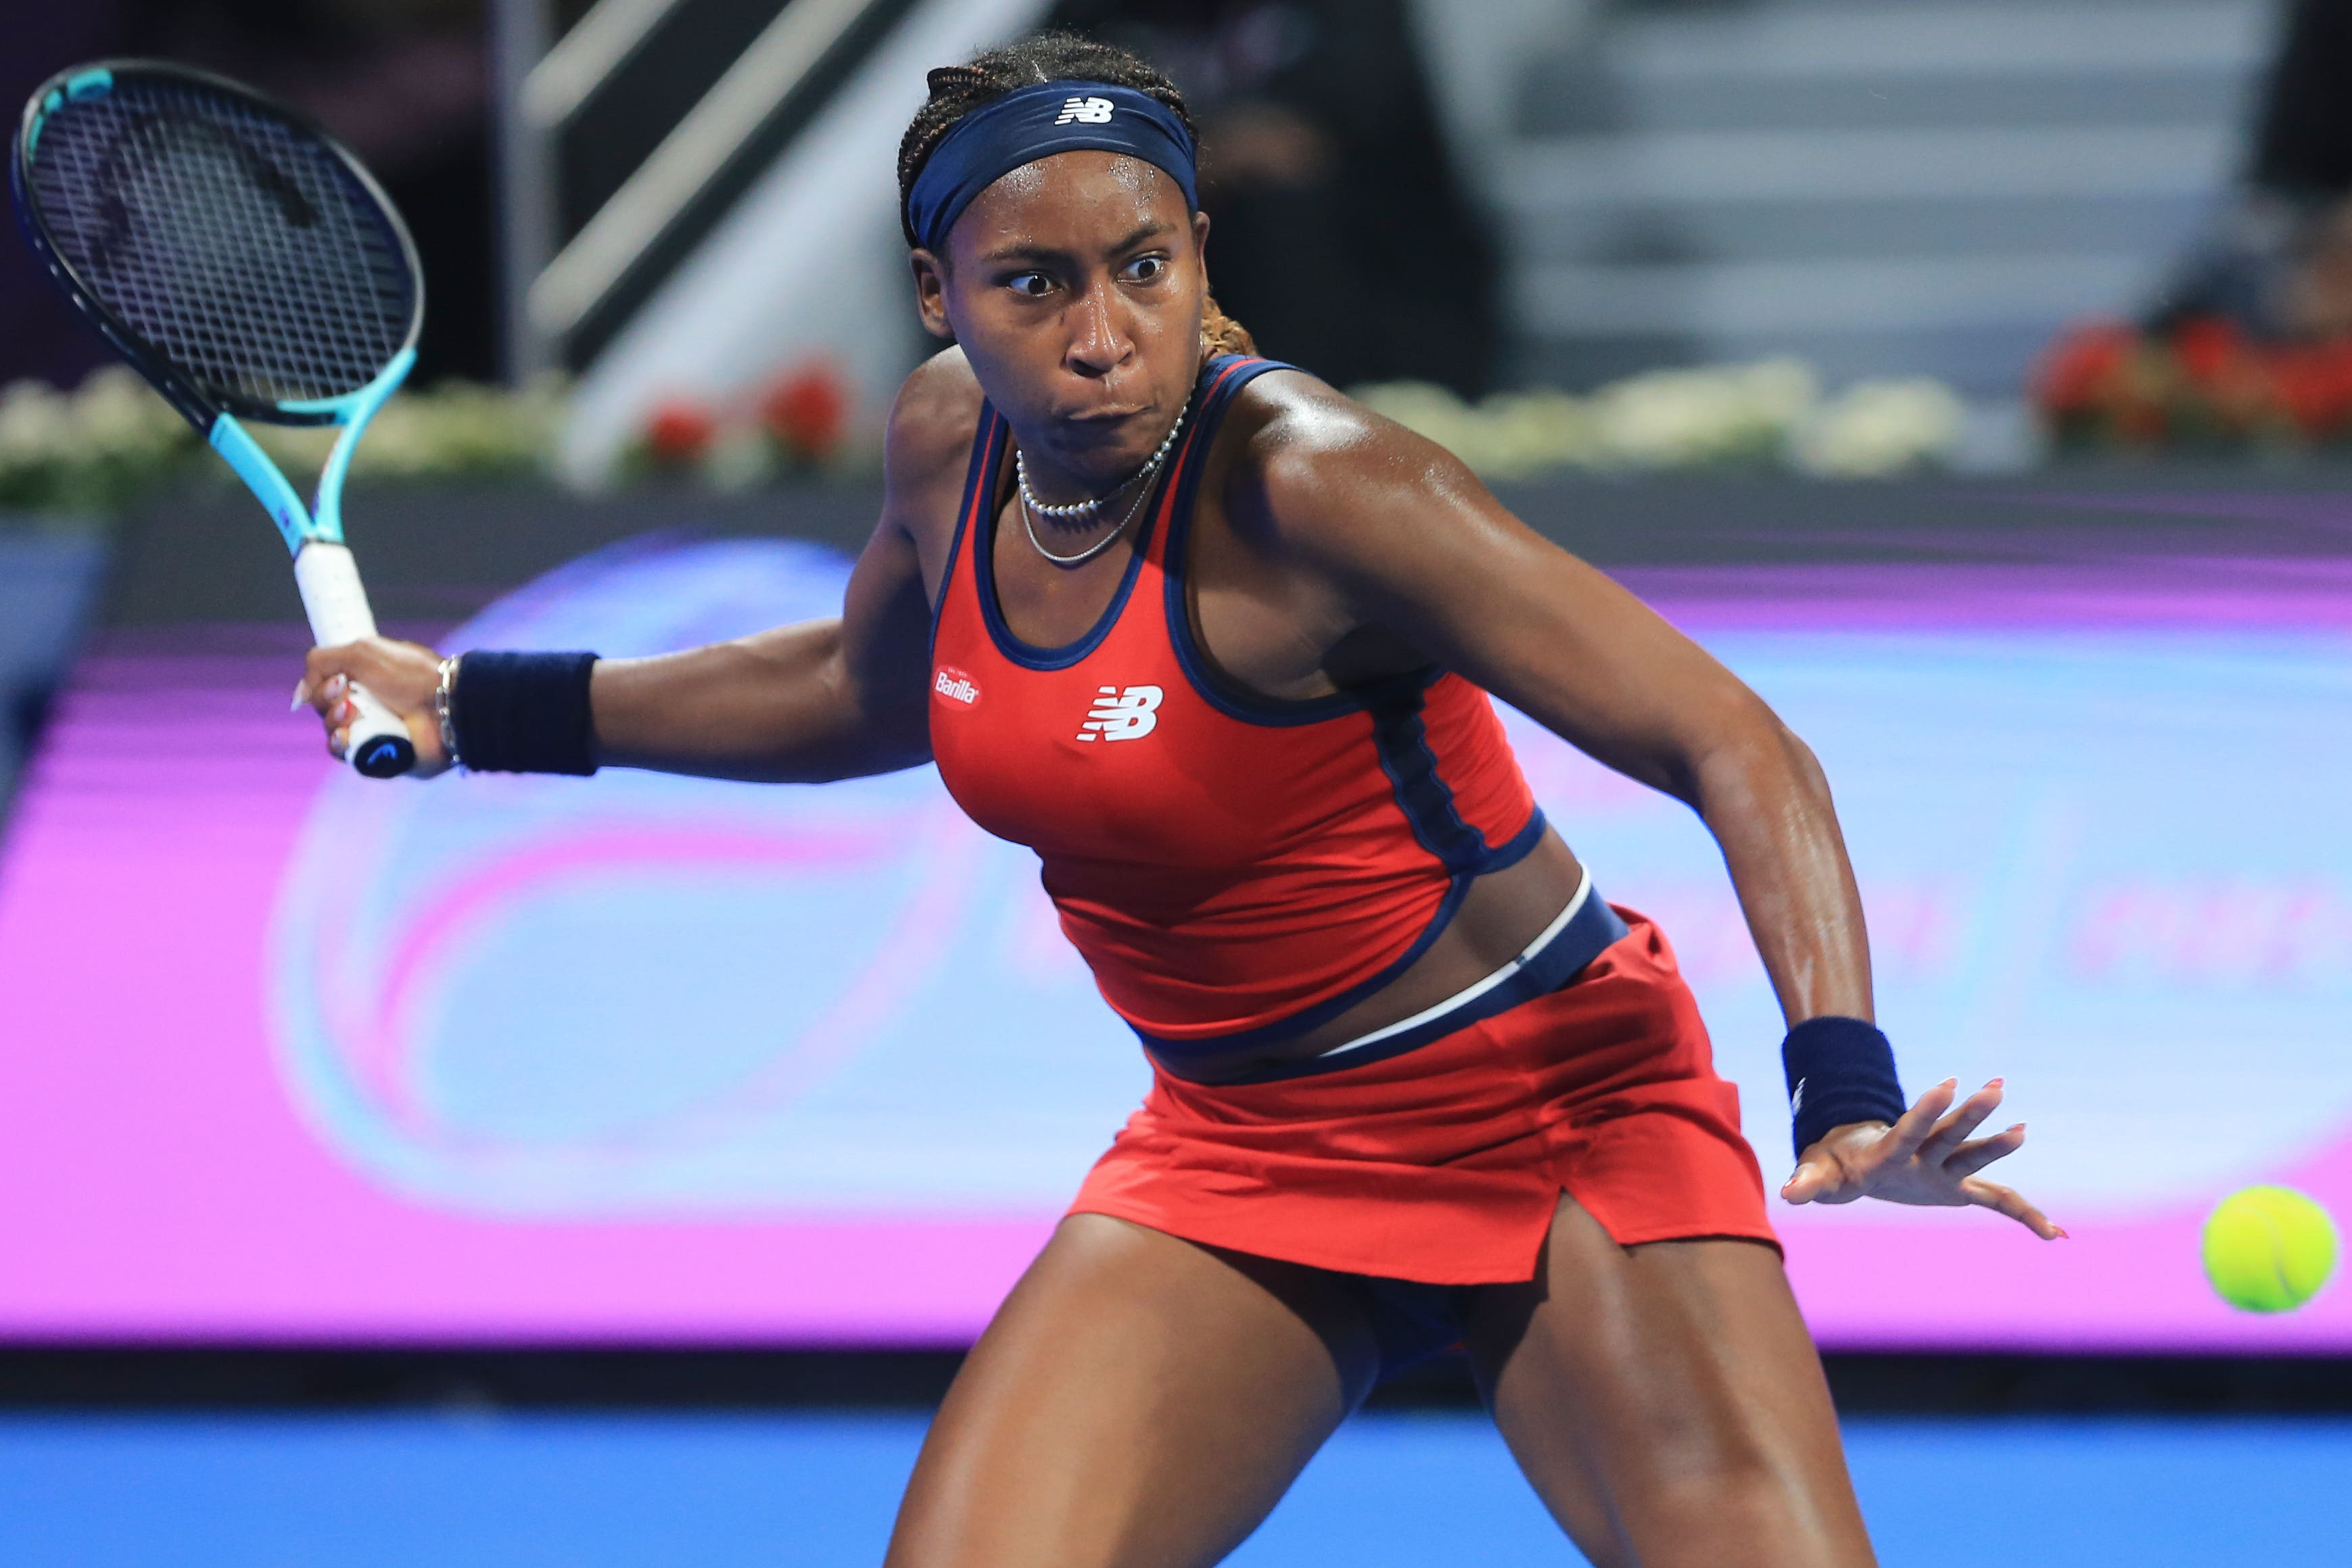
[1944, 1124, 2027, 1179]
[1916, 1079, 2004, 1163]
[1960, 1176, 2065, 1240]
[1876, 1078, 1958, 1167]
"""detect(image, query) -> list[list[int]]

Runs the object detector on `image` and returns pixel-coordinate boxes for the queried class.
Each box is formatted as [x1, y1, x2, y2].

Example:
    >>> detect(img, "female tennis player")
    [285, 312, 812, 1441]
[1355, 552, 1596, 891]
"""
[301, 32, 2057, 1568]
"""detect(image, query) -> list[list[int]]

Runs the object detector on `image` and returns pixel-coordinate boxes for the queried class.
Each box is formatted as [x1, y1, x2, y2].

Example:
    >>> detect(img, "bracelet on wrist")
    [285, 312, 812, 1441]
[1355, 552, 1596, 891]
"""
[433, 655, 463, 768]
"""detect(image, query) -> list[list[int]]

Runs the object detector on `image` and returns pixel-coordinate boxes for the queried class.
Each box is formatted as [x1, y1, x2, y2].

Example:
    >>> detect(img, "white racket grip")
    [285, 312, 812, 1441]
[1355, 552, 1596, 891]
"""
[293, 541, 379, 644]
[294, 542, 415, 778]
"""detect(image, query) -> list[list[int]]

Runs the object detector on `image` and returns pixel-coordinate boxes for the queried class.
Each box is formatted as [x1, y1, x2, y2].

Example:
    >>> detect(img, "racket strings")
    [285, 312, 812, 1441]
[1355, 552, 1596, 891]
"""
[27, 78, 414, 408]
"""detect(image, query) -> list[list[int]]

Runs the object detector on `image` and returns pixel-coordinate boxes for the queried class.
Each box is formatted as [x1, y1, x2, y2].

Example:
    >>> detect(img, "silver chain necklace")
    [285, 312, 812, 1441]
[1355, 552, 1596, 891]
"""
[1013, 387, 1193, 556]
[1020, 452, 1162, 567]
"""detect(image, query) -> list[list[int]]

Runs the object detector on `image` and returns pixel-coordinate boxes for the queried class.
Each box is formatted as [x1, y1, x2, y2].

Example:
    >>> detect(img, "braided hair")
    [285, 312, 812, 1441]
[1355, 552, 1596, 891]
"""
[897, 30, 1256, 360]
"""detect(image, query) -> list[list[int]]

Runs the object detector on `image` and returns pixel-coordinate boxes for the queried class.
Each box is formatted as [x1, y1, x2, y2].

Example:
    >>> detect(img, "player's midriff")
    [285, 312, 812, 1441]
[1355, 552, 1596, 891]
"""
[929, 356, 1572, 1067]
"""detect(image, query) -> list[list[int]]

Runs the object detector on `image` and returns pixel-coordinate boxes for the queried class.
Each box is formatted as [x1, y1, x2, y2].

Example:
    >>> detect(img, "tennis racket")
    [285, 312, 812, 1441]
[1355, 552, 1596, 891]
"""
[12, 60, 424, 778]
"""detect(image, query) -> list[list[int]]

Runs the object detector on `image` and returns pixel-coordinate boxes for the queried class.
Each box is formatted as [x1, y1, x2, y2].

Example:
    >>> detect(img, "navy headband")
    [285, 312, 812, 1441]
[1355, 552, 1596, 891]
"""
[904, 79, 1200, 254]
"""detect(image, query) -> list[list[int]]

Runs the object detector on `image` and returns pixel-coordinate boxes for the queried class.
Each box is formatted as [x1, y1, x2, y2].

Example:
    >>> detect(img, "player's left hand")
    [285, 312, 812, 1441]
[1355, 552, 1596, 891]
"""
[1781, 1076, 2065, 1239]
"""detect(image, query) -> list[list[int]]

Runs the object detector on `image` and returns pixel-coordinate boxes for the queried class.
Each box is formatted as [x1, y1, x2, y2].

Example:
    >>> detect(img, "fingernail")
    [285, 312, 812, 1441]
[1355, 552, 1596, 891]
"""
[289, 682, 306, 711]
[1989, 1078, 2004, 1089]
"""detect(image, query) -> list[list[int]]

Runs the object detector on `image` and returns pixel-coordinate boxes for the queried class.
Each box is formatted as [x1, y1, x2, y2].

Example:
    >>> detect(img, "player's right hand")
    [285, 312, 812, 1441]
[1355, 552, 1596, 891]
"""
[297, 637, 450, 775]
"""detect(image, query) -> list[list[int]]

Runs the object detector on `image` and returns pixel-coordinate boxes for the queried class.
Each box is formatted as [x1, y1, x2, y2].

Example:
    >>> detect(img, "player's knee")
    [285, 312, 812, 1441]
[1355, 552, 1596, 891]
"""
[1630, 1452, 1852, 1568]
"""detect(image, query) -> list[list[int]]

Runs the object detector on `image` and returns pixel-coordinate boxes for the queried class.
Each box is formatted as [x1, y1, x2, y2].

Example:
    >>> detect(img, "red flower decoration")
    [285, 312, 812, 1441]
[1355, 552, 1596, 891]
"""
[2031, 320, 2135, 416]
[761, 361, 851, 465]
[2270, 341, 2352, 438]
[2033, 313, 2352, 448]
[644, 398, 717, 467]
[2172, 316, 2247, 386]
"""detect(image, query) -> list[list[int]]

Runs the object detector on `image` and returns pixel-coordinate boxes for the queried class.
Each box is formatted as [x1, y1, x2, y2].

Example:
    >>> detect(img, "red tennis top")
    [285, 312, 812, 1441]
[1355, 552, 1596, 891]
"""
[928, 356, 1544, 1055]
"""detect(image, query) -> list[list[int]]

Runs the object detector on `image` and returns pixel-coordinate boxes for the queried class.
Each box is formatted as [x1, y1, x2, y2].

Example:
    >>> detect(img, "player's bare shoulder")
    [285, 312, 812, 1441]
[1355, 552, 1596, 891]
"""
[1219, 365, 1478, 561]
[882, 347, 986, 554]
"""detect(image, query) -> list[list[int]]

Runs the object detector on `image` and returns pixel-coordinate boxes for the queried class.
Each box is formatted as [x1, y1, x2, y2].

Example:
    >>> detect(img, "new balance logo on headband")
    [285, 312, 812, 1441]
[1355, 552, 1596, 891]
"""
[1054, 96, 1116, 126]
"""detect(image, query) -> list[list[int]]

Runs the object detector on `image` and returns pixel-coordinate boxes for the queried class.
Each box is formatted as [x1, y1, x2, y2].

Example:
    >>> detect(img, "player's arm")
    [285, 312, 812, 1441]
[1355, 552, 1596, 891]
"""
[301, 362, 971, 782]
[300, 510, 929, 783]
[1240, 384, 1867, 1031]
[1241, 380, 2059, 1237]
[584, 514, 932, 782]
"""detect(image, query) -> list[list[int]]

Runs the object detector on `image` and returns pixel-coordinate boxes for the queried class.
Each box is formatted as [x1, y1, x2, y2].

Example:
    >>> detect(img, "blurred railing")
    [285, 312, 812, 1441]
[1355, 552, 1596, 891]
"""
[490, 0, 920, 378]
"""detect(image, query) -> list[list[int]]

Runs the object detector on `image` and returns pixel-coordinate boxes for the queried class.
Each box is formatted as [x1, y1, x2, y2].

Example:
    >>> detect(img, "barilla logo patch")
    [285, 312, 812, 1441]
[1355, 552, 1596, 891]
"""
[934, 667, 981, 707]
[1077, 684, 1162, 742]
[1054, 96, 1115, 126]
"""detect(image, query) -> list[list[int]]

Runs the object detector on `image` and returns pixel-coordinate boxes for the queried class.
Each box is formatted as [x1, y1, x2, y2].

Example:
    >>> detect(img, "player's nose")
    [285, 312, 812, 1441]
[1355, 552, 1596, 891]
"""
[1063, 280, 1133, 375]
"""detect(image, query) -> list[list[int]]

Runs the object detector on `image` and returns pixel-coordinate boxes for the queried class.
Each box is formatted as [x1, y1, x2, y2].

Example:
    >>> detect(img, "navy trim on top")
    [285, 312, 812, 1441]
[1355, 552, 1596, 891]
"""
[926, 405, 1004, 664]
[1151, 886, 1632, 1085]
[1125, 803, 1547, 1058]
[1363, 680, 1548, 878]
[1119, 353, 1552, 1057]
[970, 397, 1181, 671]
[1367, 680, 1488, 874]
[1160, 356, 1407, 728]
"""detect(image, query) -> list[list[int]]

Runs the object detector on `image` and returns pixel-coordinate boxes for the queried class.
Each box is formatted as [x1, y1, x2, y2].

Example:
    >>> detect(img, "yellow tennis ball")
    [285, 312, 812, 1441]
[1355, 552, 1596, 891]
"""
[2202, 1185, 2339, 1312]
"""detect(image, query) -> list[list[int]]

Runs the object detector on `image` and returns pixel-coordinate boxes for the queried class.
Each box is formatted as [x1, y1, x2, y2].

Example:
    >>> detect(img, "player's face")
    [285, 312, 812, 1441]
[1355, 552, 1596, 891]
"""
[915, 150, 1209, 488]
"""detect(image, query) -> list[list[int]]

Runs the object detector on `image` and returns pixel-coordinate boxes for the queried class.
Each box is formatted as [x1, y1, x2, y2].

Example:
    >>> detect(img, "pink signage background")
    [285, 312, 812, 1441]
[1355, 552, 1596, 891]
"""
[0, 536, 2347, 1349]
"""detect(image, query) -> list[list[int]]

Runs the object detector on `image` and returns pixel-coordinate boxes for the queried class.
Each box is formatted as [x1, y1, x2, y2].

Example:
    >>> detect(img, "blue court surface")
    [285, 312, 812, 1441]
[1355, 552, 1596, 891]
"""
[2, 1411, 2344, 1565]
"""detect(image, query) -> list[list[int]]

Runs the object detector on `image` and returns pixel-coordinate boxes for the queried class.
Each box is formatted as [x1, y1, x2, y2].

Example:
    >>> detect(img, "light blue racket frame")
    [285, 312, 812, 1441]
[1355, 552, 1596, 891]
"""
[208, 346, 417, 556]
[15, 60, 429, 778]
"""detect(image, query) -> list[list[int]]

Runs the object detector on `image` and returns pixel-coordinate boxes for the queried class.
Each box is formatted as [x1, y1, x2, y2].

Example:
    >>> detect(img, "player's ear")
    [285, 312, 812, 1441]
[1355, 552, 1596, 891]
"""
[911, 250, 953, 340]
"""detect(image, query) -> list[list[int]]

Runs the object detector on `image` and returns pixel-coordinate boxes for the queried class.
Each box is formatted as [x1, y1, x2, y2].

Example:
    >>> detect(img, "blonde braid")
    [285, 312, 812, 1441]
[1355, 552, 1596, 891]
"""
[1200, 293, 1257, 358]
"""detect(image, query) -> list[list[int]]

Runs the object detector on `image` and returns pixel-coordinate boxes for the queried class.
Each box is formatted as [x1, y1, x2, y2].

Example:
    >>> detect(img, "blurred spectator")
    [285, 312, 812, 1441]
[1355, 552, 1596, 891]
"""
[2250, 0, 2352, 197]
[0, 1, 496, 388]
[2151, 0, 2352, 342]
[1048, 0, 1503, 396]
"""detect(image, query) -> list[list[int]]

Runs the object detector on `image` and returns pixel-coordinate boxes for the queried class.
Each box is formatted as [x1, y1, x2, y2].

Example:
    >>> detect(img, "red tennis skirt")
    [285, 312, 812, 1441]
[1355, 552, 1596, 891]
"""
[1069, 907, 1777, 1285]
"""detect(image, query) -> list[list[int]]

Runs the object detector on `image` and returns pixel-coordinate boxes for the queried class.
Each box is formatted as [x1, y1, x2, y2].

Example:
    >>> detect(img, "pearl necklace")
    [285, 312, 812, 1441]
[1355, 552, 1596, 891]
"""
[1015, 388, 1192, 522]
[1020, 454, 1161, 567]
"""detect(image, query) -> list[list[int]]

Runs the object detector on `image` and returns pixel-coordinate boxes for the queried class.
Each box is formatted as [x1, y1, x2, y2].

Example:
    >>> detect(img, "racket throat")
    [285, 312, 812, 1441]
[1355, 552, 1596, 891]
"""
[208, 413, 318, 554]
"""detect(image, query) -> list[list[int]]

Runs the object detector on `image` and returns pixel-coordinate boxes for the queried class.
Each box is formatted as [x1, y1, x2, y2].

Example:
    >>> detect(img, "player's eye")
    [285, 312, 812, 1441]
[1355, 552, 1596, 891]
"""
[1006, 272, 1054, 298]
[1121, 256, 1167, 284]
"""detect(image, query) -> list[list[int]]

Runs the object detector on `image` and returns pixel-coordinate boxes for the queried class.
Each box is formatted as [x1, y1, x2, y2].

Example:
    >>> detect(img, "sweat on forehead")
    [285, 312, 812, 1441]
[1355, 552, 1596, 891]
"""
[904, 79, 1200, 254]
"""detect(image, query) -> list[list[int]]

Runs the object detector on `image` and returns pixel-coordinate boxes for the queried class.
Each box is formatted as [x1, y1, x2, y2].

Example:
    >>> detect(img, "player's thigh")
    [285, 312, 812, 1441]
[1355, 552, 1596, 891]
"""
[1461, 1197, 1874, 1568]
[885, 1212, 1383, 1568]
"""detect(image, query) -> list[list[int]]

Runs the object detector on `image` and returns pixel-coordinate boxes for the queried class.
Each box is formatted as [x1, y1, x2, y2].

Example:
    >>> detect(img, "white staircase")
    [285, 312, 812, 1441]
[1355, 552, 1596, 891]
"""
[1485, 0, 2280, 396]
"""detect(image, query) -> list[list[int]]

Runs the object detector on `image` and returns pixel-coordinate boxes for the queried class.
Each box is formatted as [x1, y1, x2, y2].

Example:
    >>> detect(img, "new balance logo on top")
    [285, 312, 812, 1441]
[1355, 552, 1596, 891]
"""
[1054, 96, 1115, 126]
[1077, 684, 1161, 742]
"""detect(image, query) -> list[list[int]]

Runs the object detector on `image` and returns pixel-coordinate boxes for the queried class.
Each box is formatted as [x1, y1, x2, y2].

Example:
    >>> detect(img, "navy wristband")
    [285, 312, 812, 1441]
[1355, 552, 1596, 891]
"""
[1782, 1016, 1906, 1160]
[451, 651, 600, 776]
